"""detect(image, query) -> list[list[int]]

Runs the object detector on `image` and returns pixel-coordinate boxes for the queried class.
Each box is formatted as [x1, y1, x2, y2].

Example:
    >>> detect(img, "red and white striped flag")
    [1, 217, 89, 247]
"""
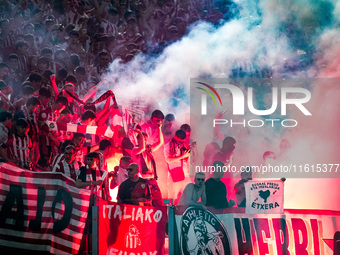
[0, 163, 91, 254]
[110, 107, 123, 131]
[46, 121, 114, 138]
[108, 105, 124, 143]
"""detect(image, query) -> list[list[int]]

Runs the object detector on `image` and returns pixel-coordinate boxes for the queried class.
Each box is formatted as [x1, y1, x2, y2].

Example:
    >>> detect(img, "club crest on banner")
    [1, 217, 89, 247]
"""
[121, 106, 145, 133]
[125, 224, 141, 249]
[180, 207, 231, 255]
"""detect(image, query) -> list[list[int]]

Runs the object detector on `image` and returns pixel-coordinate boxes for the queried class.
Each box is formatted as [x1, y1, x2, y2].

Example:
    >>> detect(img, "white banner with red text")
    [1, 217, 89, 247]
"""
[98, 200, 167, 255]
[174, 206, 340, 255]
[0, 163, 91, 254]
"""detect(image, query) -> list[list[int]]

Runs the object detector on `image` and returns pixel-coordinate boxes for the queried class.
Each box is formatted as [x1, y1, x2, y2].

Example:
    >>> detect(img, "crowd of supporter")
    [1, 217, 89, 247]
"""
[0, 0, 233, 70]
[0, 0, 236, 202]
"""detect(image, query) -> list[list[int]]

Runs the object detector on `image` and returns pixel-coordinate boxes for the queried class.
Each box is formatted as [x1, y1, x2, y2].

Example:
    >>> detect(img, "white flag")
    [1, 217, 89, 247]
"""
[244, 180, 284, 214]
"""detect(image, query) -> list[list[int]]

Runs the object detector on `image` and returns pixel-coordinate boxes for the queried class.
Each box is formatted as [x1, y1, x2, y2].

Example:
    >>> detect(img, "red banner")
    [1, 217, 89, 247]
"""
[98, 201, 167, 255]
[0, 163, 91, 254]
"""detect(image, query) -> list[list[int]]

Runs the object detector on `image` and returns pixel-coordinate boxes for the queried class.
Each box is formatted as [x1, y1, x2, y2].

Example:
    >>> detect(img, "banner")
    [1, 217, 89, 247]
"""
[108, 107, 124, 141]
[175, 206, 340, 255]
[121, 106, 145, 133]
[46, 121, 114, 138]
[244, 180, 284, 214]
[98, 200, 167, 255]
[0, 163, 91, 254]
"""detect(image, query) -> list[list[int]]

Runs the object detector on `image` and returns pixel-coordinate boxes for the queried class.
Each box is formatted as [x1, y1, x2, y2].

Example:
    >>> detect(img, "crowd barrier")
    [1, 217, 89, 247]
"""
[0, 163, 340, 255]
[169, 206, 340, 255]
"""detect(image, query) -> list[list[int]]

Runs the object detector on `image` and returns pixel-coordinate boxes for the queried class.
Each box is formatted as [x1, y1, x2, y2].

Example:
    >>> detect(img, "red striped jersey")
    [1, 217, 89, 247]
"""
[52, 159, 82, 181]
[0, 32, 16, 49]
[50, 153, 64, 169]
[17, 54, 28, 73]
[78, 166, 109, 200]
[6, 134, 32, 169]
[97, 151, 107, 172]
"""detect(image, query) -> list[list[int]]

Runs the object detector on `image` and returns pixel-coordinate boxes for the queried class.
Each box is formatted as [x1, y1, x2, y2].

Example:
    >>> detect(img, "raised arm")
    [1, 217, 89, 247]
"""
[50, 75, 59, 100]
[150, 124, 164, 153]
[165, 149, 190, 164]
[131, 130, 146, 155]
[76, 178, 103, 188]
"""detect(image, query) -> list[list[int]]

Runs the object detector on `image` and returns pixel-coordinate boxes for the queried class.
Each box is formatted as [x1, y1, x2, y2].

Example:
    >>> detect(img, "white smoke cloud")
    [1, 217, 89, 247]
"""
[98, 0, 340, 210]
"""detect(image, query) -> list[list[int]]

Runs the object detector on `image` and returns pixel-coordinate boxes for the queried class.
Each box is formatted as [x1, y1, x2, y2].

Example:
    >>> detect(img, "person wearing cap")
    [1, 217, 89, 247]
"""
[122, 13, 145, 51]
[45, 15, 56, 27]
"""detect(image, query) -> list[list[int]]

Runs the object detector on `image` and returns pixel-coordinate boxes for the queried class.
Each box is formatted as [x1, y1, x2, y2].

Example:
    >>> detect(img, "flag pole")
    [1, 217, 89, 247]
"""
[92, 189, 98, 255]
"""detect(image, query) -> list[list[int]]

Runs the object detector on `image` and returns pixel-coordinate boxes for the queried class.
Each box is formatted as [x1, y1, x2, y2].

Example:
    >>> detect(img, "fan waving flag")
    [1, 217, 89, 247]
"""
[121, 106, 145, 133]
[0, 163, 91, 254]
[244, 180, 284, 214]
[46, 121, 114, 138]
[110, 106, 123, 131]
[108, 104, 124, 142]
